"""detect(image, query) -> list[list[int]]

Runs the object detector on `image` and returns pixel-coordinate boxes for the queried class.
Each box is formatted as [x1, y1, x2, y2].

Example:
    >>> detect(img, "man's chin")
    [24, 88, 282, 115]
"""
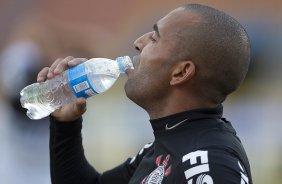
[124, 83, 135, 102]
[124, 82, 130, 97]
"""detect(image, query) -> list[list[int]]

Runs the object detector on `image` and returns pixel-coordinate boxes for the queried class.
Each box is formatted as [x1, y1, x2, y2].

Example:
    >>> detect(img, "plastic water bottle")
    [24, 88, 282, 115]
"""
[20, 56, 133, 120]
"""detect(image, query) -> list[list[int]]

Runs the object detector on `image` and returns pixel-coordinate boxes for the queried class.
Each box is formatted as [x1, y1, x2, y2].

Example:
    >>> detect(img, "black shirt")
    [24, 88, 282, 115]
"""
[50, 105, 252, 184]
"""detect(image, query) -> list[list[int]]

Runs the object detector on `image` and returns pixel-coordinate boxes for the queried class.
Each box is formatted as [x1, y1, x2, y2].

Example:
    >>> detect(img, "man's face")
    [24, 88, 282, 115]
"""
[125, 8, 192, 109]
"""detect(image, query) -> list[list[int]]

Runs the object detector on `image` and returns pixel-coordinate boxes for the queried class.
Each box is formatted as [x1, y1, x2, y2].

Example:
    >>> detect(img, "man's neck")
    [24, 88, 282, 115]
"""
[146, 95, 218, 120]
[139, 87, 219, 120]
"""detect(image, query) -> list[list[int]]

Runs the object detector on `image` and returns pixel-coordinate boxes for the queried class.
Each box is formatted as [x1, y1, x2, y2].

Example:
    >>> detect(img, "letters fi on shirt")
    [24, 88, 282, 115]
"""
[182, 150, 213, 184]
[182, 150, 249, 184]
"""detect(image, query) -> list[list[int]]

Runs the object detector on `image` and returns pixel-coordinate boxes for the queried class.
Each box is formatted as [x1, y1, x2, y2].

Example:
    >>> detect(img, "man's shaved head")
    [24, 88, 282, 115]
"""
[174, 4, 250, 103]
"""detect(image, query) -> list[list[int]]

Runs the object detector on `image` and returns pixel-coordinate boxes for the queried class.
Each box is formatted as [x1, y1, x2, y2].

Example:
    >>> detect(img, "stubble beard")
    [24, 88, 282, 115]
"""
[124, 77, 148, 109]
[124, 77, 169, 116]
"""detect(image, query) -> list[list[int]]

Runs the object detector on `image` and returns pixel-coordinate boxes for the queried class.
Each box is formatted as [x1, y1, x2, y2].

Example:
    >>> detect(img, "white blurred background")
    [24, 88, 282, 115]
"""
[0, 0, 281, 183]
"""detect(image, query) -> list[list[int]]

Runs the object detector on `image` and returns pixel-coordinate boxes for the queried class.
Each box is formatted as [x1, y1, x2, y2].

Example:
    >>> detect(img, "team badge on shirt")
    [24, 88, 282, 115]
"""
[141, 154, 172, 184]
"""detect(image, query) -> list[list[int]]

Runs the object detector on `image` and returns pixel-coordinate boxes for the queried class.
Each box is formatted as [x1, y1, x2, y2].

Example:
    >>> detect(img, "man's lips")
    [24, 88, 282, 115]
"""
[125, 68, 134, 75]
[132, 55, 139, 68]
[125, 55, 139, 75]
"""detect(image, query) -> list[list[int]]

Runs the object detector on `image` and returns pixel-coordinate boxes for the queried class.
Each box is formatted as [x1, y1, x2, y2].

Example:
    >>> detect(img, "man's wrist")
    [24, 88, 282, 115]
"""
[50, 115, 83, 136]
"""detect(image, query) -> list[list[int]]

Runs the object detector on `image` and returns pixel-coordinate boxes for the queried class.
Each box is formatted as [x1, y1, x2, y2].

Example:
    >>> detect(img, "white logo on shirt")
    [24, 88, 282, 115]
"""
[238, 161, 249, 184]
[196, 174, 213, 184]
[165, 118, 188, 130]
[182, 150, 213, 184]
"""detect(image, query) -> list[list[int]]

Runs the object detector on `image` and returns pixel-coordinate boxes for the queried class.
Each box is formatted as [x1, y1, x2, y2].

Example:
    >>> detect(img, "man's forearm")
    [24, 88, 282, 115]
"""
[49, 116, 100, 184]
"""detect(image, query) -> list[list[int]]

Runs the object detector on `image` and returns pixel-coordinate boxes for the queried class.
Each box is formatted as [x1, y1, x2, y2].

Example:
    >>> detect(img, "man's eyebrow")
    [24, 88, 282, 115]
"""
[153, 24, 160, 38]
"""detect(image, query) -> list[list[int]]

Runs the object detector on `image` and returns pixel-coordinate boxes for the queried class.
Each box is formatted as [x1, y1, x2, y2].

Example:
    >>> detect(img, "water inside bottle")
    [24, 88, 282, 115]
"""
[20, 74, 77, 120]
[85, 61, 119, 93]
[20, 83, 53, 119]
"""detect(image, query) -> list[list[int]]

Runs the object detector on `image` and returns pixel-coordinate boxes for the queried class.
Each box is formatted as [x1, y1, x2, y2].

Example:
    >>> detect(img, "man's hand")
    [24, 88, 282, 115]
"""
[37, 56, 88, 122]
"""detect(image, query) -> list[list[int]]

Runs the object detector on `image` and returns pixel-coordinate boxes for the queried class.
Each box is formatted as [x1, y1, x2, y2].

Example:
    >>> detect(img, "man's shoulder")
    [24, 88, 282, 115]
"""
[170, 118, 252, 183]
[192, 118, 241, 149]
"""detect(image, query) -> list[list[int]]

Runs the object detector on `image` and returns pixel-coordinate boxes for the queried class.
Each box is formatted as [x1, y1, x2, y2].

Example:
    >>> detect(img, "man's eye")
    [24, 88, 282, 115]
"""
[149, 35, 157, 42]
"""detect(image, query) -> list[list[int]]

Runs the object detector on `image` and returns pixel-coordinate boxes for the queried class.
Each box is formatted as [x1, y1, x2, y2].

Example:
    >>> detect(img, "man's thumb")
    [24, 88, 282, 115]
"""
[74, 98, 87, 115]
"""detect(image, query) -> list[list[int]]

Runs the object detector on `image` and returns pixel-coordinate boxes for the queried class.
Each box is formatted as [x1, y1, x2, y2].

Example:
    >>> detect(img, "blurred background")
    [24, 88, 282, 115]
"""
[0, 0, 281, 183]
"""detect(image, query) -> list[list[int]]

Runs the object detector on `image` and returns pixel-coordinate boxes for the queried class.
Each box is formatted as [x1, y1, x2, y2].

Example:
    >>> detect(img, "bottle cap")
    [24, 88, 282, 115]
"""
[116, 56, 134, 72]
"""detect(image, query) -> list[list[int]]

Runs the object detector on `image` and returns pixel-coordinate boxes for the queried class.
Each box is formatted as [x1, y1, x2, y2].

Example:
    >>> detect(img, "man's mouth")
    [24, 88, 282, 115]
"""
[125, 68, 134, 75]
[124, 56, 136, 75]
[133, 55, 139, 68]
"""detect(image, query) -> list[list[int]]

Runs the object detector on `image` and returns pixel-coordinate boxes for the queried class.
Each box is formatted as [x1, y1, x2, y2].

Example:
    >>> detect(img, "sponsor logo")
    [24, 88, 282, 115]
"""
[165, 118, 189, 130]
[196, 174, 213, 184]
[182, 150, 213, 184]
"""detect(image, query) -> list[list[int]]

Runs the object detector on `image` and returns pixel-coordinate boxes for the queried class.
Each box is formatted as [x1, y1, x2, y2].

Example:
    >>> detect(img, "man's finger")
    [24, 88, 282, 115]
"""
[37, 67, 50, 82]
[53, 56, 76, 74]
[48, 58, 63, 79]
[68, 58, 88, 67]
[74, 98, 87, 116]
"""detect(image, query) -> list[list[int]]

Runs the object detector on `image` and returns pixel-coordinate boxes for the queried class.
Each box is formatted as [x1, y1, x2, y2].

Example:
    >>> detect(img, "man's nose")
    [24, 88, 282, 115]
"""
[133, 32, 150, 52]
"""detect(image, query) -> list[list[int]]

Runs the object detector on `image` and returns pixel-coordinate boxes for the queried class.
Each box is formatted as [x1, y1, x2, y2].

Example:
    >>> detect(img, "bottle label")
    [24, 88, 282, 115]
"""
[67, 63, 97, 98]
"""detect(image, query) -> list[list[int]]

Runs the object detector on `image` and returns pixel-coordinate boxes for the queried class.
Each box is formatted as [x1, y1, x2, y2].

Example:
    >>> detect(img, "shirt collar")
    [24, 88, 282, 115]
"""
[149, 104, 223, 133]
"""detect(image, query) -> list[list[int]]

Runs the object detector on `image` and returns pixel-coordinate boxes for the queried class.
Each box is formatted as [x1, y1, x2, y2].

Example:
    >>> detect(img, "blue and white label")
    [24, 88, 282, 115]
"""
[67, 63, 97, 98]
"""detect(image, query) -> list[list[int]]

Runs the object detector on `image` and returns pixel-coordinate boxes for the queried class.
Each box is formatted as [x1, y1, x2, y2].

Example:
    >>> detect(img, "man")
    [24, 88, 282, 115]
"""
[38, 4, 252, 184]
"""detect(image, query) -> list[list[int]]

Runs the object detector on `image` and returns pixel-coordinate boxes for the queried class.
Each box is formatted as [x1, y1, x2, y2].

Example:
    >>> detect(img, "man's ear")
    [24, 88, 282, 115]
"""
[170, 61, 195, 85]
